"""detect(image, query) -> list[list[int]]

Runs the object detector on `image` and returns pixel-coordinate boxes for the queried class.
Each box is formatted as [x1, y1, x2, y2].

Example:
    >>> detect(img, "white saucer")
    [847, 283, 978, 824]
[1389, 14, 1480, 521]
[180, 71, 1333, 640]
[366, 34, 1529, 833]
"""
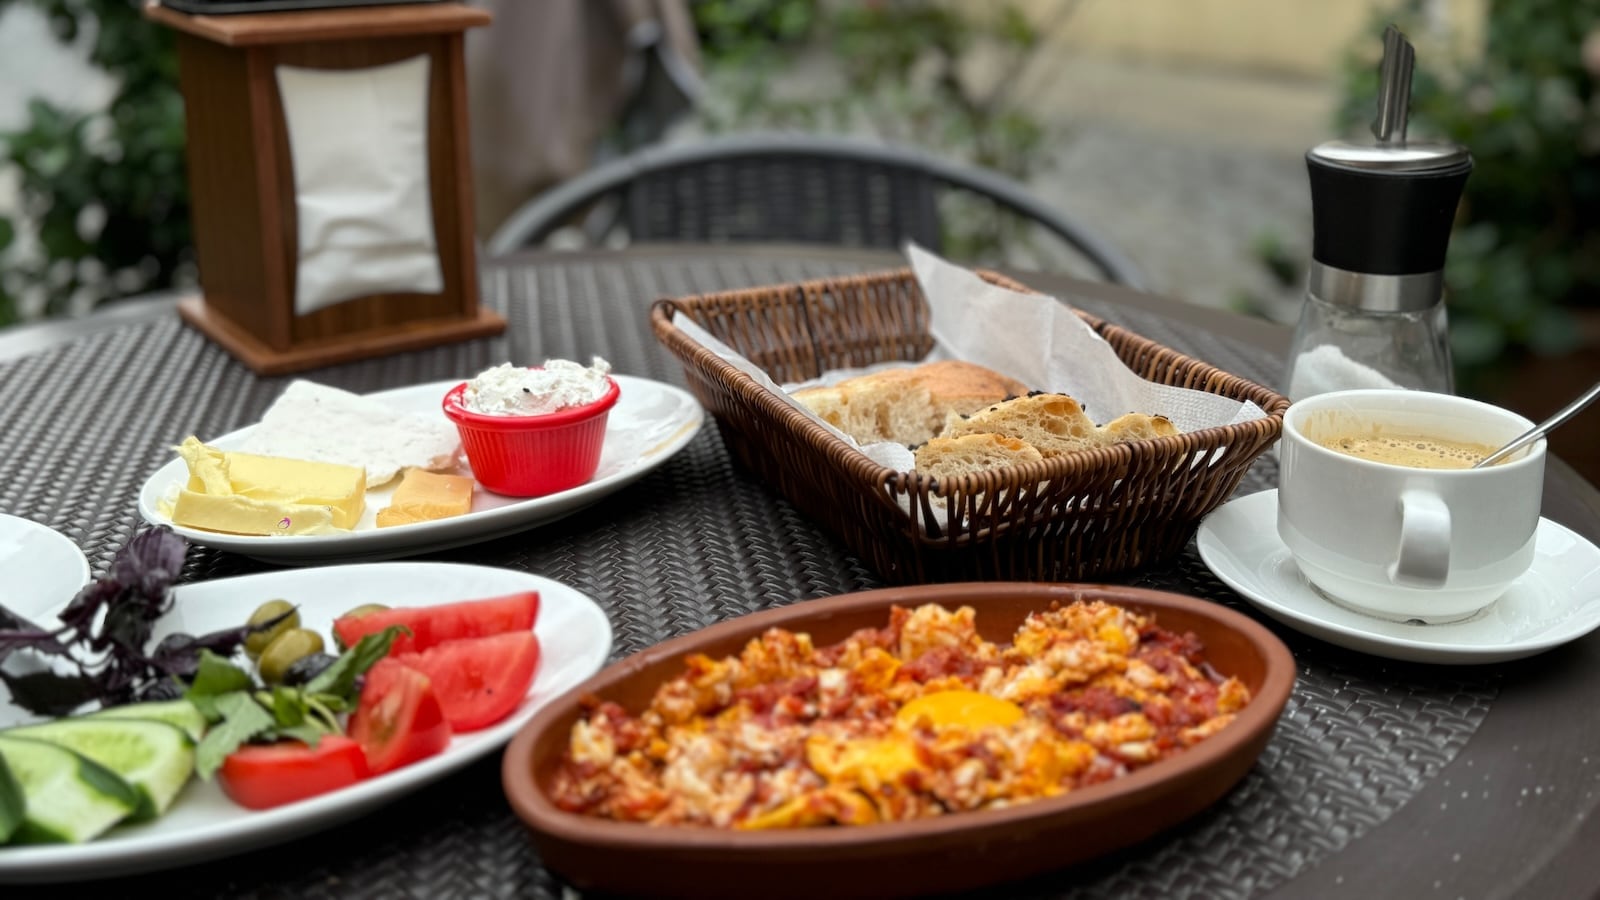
[1194, 490, 1600, 664]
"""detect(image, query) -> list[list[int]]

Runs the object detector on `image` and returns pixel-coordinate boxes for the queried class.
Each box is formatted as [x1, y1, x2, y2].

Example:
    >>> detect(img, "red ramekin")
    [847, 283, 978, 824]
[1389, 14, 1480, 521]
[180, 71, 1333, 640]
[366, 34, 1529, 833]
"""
[442, 375, 621, 497]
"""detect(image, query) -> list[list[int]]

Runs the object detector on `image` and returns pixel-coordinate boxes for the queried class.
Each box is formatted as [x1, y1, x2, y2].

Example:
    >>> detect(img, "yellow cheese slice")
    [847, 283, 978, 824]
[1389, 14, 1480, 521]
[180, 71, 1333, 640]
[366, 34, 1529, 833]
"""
[376, 468, 475, 528]
[170, 436, 366, 534]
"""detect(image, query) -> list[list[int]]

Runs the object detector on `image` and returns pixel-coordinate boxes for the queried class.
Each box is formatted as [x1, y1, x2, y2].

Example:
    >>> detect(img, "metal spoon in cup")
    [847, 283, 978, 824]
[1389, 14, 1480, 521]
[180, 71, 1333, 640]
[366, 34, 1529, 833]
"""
[1473, 380, 1600, 468]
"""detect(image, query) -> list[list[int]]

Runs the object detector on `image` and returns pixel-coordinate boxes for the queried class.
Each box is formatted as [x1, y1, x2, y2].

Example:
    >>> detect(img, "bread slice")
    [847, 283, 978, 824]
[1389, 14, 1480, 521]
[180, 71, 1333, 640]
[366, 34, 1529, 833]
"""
[237, 380, 463, 487]
[1102, 412, 1180, 443]
[914, 434, 1043, 482]
[792, 360, 1028, 446]
[940, 393, 1102, 458]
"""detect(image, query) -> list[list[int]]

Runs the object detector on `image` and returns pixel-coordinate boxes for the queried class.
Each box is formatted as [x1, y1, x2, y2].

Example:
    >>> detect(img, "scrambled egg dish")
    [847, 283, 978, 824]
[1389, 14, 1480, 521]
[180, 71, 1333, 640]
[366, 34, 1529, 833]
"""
[552, 601, 1251, 828]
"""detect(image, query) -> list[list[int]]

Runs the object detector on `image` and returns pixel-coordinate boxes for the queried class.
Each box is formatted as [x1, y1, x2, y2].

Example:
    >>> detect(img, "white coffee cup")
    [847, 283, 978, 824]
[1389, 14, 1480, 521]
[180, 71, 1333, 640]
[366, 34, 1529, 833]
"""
[1277, 389, 1546, 623]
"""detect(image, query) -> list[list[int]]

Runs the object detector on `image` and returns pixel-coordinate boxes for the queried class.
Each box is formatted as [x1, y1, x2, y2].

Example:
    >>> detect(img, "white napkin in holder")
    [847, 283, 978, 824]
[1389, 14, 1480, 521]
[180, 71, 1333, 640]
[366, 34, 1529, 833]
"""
[276, 55, 444, 315]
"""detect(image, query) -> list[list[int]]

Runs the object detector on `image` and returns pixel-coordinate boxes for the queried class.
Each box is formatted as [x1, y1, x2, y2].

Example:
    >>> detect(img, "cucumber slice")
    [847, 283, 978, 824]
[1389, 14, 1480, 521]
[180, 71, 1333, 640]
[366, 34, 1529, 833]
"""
[0, 753, 22, 843]
[6, 719, 195, 821]
[89, 699, 208, 743]
[0, 735, 139, 844]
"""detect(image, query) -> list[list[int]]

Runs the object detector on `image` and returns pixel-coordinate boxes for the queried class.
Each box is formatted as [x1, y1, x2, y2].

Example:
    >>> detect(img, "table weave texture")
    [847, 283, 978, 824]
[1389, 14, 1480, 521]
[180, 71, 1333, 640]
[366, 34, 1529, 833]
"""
[0, 251, 1504, 899]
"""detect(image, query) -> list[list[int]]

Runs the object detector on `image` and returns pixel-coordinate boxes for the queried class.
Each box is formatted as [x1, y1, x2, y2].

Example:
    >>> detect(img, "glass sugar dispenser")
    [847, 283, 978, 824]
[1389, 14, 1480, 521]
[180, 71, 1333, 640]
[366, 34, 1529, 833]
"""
[1284, 26, 1473, 402]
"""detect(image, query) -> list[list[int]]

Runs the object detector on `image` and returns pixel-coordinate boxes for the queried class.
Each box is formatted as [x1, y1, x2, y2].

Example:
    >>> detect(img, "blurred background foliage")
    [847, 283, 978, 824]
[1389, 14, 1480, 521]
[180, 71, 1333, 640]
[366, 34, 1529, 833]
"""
[0, 0, 1595, 408]
[1335, 0, 1599, 393]
[0, 0, 190, 329]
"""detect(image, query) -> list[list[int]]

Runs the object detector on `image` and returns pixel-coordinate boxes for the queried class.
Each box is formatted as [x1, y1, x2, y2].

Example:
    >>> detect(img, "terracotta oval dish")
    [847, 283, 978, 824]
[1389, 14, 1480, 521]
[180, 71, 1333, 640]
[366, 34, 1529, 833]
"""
[502, 583, 1295, 899]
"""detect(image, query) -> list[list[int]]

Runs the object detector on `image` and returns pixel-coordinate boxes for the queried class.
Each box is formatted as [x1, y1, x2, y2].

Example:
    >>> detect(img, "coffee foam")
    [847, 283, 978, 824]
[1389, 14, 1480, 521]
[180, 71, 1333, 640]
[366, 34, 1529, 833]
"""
[1319, 433, 1497, 470]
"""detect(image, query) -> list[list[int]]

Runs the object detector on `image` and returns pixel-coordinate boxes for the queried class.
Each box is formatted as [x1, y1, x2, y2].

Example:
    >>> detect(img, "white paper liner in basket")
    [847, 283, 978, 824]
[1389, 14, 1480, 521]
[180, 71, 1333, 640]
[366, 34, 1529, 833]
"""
[672, 245, 1268, 525]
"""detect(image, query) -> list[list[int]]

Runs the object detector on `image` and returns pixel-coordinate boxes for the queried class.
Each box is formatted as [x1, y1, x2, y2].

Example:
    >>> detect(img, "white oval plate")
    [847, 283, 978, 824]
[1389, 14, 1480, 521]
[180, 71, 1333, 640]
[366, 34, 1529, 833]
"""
[136, 375, 703, 564]
[0, 562, 613, 883]
[1196, 489, 1600, 664]
[0, 514, 91, 609]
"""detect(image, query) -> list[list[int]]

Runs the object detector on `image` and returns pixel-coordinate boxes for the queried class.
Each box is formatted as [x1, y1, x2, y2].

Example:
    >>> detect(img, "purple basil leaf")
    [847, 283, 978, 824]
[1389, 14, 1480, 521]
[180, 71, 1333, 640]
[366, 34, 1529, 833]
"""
[138, 678, 188, 702]
[150, 633, 204, 679]
[98, 663, 142, 707]
[190, 622, 261, 657]
[57, 579, 119, 638]
[148, 619, 266, 681]
[113, 527, 187, 599]
[0, 629, 72, 660]
[0, 668, 103, 717]
[99, 603, 156, 657]
[1, 526, 192, 713]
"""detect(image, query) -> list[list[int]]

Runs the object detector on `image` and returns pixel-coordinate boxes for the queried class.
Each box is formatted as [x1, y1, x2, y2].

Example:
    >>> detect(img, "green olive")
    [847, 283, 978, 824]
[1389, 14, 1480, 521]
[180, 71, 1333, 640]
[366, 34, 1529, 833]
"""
[257, 629, 326, 685]
[243, 599, 300, 660]
[335, 603, 390, 650]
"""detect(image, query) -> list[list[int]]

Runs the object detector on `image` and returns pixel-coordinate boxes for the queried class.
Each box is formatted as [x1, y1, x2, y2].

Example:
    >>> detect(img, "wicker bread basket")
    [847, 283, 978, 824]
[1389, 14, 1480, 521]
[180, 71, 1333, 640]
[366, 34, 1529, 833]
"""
[649, 269, 1289, 584]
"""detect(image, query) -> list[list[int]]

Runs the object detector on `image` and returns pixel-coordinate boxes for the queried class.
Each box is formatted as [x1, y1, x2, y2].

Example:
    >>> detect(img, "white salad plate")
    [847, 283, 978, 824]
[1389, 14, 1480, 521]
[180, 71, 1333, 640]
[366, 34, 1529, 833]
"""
[0, 514, 92, 606]
[1195, 489, 1600, 664]
[0, 562, 613, 882]
[136, 375, 704, 564]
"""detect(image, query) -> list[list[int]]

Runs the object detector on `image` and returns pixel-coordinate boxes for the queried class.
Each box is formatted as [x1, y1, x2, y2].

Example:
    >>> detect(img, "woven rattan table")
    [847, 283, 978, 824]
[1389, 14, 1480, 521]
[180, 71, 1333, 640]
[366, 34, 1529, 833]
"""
[3, 245, 1599, 899]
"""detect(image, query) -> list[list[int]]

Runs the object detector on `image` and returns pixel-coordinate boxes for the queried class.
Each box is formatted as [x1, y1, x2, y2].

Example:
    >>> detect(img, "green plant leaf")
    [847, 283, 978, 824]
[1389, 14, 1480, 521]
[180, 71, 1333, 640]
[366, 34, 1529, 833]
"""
[194, 691, 277, 779]
[305, 625, 406, 700]
[187, 650, 253, 702]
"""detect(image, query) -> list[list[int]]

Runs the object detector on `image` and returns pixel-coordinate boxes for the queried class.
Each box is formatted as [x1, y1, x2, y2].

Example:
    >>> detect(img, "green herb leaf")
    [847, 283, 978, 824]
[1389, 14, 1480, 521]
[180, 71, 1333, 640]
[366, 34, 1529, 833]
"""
[270, 686, 309, 729]
[312, 694, 354, 715]
[194, 691, 276, 779]
[185, 652, 255, 724]
[276, 725, 327, 747]
[187, 650, 253, 701]
[305, 626, 406, 699]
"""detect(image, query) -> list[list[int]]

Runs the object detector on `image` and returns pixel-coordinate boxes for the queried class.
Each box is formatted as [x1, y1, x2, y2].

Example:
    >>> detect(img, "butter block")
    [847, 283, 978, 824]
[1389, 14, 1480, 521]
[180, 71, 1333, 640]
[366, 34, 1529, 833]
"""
[171, 436, 366, 534]
[376, 468, 475, 528]
[169, 490, 339, 536]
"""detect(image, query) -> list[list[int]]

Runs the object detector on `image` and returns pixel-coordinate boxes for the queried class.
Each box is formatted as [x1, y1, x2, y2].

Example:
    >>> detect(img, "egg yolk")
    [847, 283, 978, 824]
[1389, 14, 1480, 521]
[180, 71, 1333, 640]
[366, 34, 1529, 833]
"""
[896, 690, 1024, 729]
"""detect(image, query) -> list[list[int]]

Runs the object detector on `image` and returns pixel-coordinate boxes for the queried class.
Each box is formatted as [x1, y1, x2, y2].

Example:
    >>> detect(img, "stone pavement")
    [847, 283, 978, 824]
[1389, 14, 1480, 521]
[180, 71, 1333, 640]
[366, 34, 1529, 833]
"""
[1007, 54, 1336, 323]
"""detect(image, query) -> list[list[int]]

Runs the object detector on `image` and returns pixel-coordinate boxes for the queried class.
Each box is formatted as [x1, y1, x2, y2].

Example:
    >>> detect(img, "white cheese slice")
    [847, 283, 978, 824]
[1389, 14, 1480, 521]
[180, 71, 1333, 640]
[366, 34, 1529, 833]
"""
[236, 380, 462, 487]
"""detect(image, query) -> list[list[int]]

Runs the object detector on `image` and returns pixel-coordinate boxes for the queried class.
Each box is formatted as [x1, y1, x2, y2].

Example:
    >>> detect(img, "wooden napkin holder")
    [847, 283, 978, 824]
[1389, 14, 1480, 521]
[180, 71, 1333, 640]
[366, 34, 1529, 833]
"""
[143, 1, 504, 375]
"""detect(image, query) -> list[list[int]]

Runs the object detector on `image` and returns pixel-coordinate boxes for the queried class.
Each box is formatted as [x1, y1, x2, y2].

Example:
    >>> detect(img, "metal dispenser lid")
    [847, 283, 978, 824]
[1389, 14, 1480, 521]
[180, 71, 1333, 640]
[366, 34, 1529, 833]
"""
[1310, 25, 1470, 173]
[1305, 25, 1472, 280]
[1309, 139, 1470, 172]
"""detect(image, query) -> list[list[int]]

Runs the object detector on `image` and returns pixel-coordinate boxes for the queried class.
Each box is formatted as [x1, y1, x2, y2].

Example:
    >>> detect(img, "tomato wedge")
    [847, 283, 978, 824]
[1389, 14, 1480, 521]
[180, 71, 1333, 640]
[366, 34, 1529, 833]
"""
[218, 736, 369, 810]
[388, 631, 541, 732]
[333, 591, 540, 655]
[349, 662, 452, 774]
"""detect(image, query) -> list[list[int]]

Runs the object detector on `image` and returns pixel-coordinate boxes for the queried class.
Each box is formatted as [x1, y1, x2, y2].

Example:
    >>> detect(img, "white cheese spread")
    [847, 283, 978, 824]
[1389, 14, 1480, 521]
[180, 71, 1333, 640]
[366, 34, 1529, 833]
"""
[462, 358, 613, 417]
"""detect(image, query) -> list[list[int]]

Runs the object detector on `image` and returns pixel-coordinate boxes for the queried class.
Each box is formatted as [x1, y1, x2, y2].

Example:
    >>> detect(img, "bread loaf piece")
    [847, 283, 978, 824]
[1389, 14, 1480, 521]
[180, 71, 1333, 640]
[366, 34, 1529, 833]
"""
[913, 434, 1043, 482]
[1102, 412, 1180, 443]
[940, 393, 1101, 458]
[926, 395, 1183, 477]
[792, 360, 1028, 446]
